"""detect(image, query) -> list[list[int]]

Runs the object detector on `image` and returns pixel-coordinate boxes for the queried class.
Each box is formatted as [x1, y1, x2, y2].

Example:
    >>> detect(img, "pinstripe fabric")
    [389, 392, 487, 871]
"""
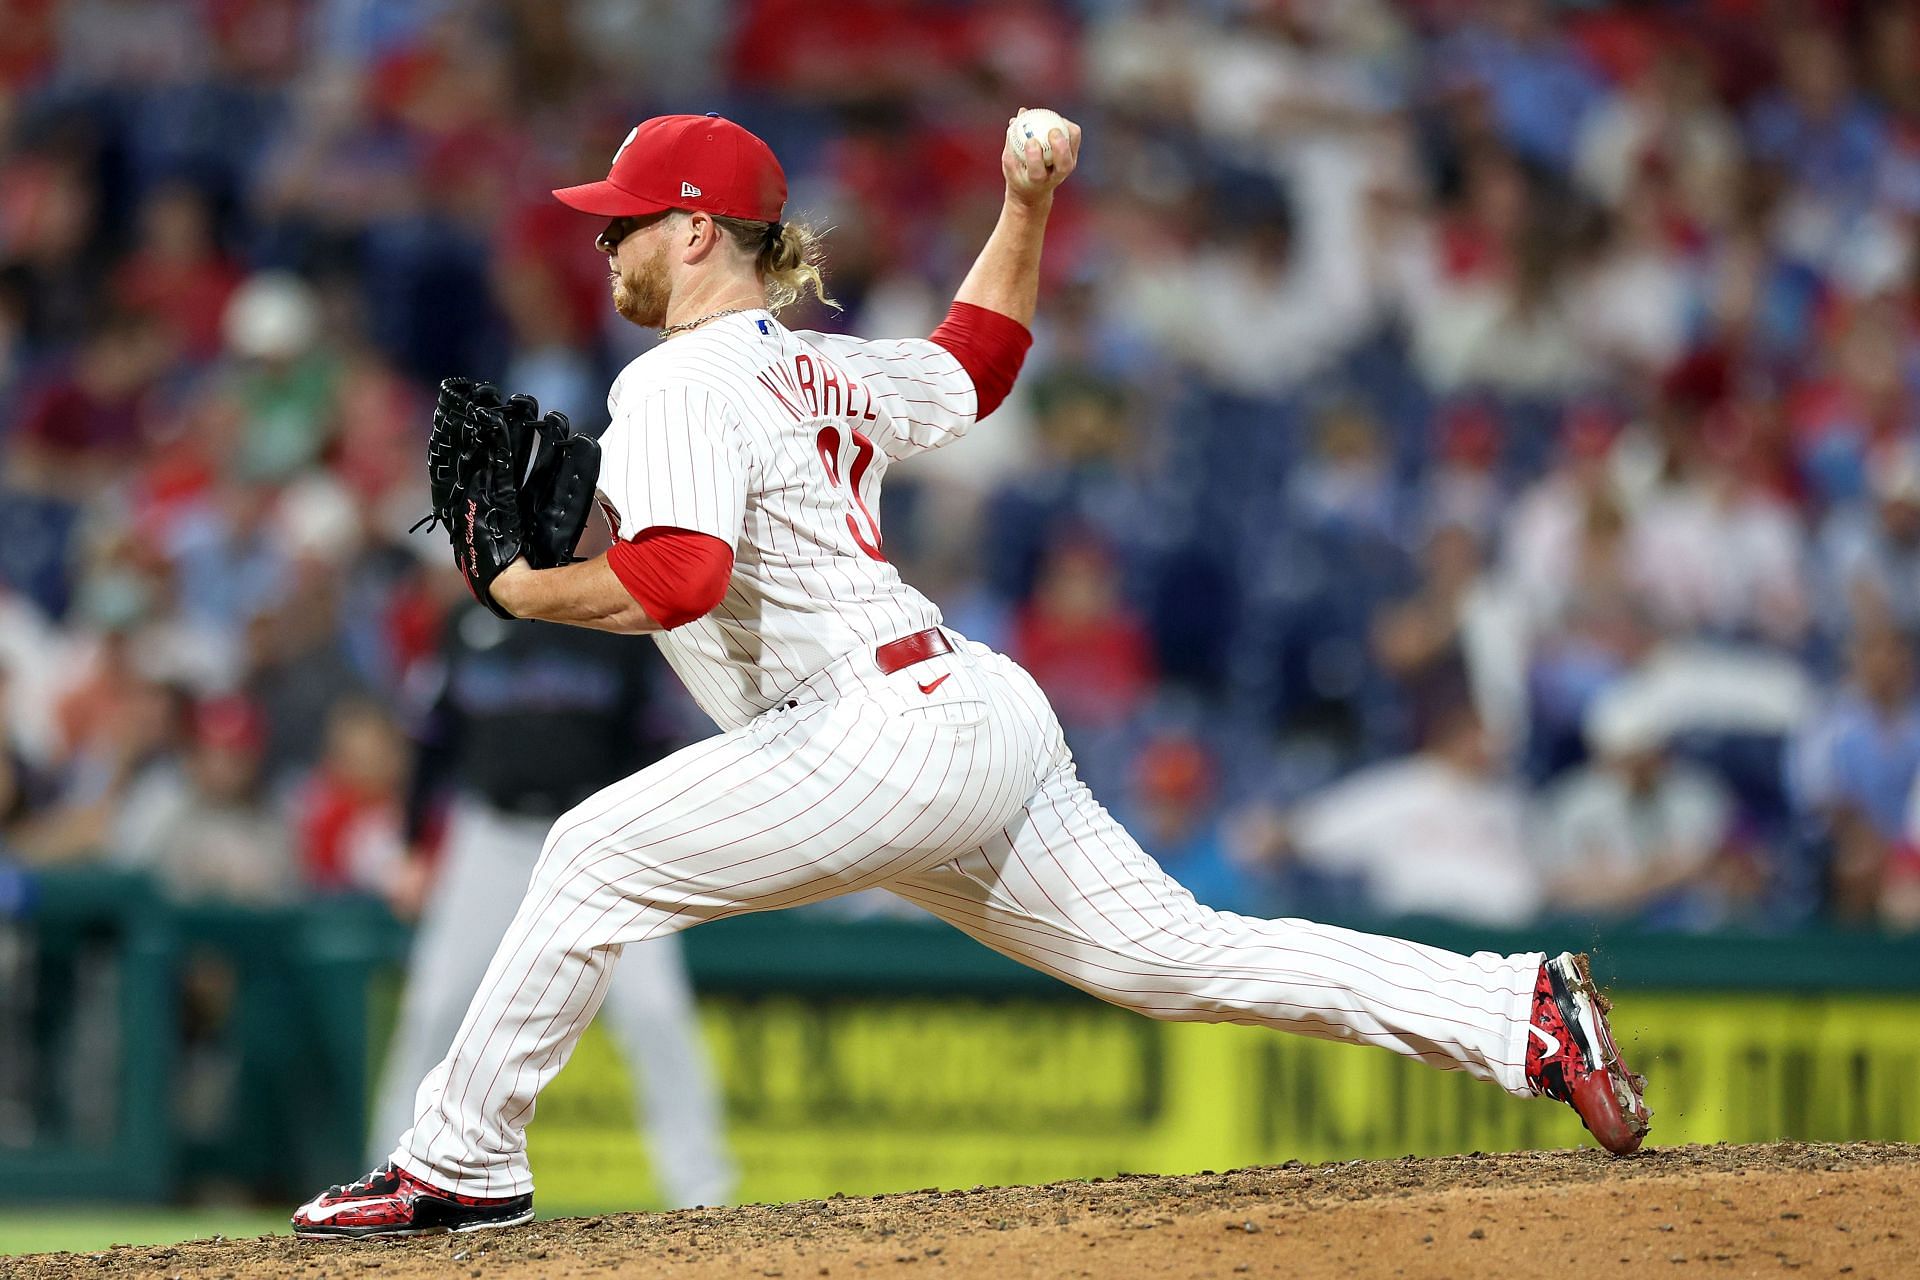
[890, 656, 1536, 1097]
[595, 312, 975, 730]
[386, 313, 1544, 1199]
[887, 651, 1538, 1094]
[394, 641, 1046, 1195]
[370, 801, 733, 1208]
[893, 785, 1539, 1091]
[392, 643, 1539, 1197]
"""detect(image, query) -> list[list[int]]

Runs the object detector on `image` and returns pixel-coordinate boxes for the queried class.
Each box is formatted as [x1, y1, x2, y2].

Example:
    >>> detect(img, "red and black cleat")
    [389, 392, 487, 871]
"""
[1526, 952, 1653, 1155]
[292, 1163, 534, 1239]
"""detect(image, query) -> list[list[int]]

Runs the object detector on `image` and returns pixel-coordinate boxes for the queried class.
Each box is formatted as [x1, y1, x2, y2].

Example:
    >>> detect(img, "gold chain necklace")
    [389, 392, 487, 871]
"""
[658, 307, 754, 339]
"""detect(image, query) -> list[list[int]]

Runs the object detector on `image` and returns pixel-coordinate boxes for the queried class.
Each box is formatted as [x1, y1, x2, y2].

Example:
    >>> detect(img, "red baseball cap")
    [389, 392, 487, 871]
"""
[552, 113, 787, 223]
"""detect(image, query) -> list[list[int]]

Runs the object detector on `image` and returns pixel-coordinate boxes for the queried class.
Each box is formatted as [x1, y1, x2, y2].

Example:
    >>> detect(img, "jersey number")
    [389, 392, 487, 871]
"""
[816, 426, 886, 561]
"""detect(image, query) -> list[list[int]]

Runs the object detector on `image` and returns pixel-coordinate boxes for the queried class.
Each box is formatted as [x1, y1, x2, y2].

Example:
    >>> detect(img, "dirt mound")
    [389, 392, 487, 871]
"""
[13, 1143, 1916, 1279]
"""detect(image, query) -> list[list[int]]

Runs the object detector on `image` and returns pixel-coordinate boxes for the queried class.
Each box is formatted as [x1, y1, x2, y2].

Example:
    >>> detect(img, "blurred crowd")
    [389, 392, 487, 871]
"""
[4, 0, 1920, 936]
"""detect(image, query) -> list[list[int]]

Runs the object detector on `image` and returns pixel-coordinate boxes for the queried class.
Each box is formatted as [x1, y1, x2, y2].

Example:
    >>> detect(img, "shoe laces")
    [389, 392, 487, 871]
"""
[330, 1163, 400, 1198]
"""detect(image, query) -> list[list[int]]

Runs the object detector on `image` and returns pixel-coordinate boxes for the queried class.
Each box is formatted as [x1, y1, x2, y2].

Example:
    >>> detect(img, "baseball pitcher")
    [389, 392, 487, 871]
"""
[295, 110, 1650, 1239]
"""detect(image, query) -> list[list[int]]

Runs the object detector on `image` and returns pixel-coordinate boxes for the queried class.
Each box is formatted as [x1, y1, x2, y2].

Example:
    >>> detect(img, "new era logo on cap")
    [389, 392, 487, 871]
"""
[551, 115, 788, 223]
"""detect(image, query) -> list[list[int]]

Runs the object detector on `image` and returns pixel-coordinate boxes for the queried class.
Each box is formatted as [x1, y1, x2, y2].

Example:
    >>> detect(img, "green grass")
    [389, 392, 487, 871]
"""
[0, 1208, 291, 1256]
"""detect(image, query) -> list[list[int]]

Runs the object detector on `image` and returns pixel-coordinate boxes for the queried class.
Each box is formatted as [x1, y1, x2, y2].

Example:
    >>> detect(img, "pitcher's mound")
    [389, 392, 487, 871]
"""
[14, 1142, 1916, 1279]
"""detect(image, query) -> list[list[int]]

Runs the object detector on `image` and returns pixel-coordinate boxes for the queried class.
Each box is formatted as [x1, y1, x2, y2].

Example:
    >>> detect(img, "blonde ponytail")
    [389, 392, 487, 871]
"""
[714, 215, 837, 314]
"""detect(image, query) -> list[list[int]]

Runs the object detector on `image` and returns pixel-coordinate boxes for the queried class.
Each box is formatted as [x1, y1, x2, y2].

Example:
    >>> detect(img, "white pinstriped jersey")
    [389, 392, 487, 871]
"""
[394, 320, 1557, 1207]
[595, 308, 978, 730]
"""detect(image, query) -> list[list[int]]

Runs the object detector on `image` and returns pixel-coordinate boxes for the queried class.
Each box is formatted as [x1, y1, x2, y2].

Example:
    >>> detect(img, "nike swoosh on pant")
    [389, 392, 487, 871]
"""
[916, 674, 951, 695]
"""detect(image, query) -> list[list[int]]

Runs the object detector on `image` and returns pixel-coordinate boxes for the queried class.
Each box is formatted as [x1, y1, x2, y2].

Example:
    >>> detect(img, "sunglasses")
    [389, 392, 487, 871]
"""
[596, 214, 661, 256]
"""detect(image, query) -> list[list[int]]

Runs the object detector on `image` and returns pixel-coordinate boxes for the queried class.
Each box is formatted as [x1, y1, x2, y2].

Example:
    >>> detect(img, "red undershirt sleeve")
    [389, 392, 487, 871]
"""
[604, 527, 734, 629]
[928, 301, 1033, 420]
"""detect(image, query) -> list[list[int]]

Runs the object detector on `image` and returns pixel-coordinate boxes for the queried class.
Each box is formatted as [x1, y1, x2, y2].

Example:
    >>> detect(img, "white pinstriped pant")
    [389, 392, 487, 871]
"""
[392, 637, 1541, 1198]
[370, 800, 733, 1208]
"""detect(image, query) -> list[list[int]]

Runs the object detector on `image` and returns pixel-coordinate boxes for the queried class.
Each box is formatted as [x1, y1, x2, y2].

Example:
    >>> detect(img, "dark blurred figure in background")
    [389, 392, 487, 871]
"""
[113, 181, 241, 367]
[115, 694, 295, 906]
[1010, 533, 1155, 787]
[1115, 733, 1248, 913]
[1789, 621, 1920, 921]
[1276, 697, 1542, 927]
[0, 661, 52, 850]
[293, 697, 410, 898]
[0, 149, 101, 352]
[1818, 441, 1920, 638]
[1539, 700, 1745, 928]
[1372, 518, 1529, 760]
[11, 667, 188, 868]
[218, 271, 338, 485]
[246, 566, 375, 789]
[7, 310, 168, 498]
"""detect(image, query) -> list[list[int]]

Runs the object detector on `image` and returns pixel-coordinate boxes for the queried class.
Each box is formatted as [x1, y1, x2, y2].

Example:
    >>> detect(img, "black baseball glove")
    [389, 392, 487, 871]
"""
[417, 378, 601, 619]
[520, 404, 602, 570]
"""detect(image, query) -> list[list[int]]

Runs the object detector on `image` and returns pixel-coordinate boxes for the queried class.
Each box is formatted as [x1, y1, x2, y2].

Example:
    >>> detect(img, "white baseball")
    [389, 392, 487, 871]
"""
[1007, 108, 1070, 168]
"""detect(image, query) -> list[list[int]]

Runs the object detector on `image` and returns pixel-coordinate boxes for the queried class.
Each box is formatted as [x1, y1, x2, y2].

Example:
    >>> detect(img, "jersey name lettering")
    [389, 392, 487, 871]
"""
[597, 312, 977, 730]
[757, 353, 879, 423]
